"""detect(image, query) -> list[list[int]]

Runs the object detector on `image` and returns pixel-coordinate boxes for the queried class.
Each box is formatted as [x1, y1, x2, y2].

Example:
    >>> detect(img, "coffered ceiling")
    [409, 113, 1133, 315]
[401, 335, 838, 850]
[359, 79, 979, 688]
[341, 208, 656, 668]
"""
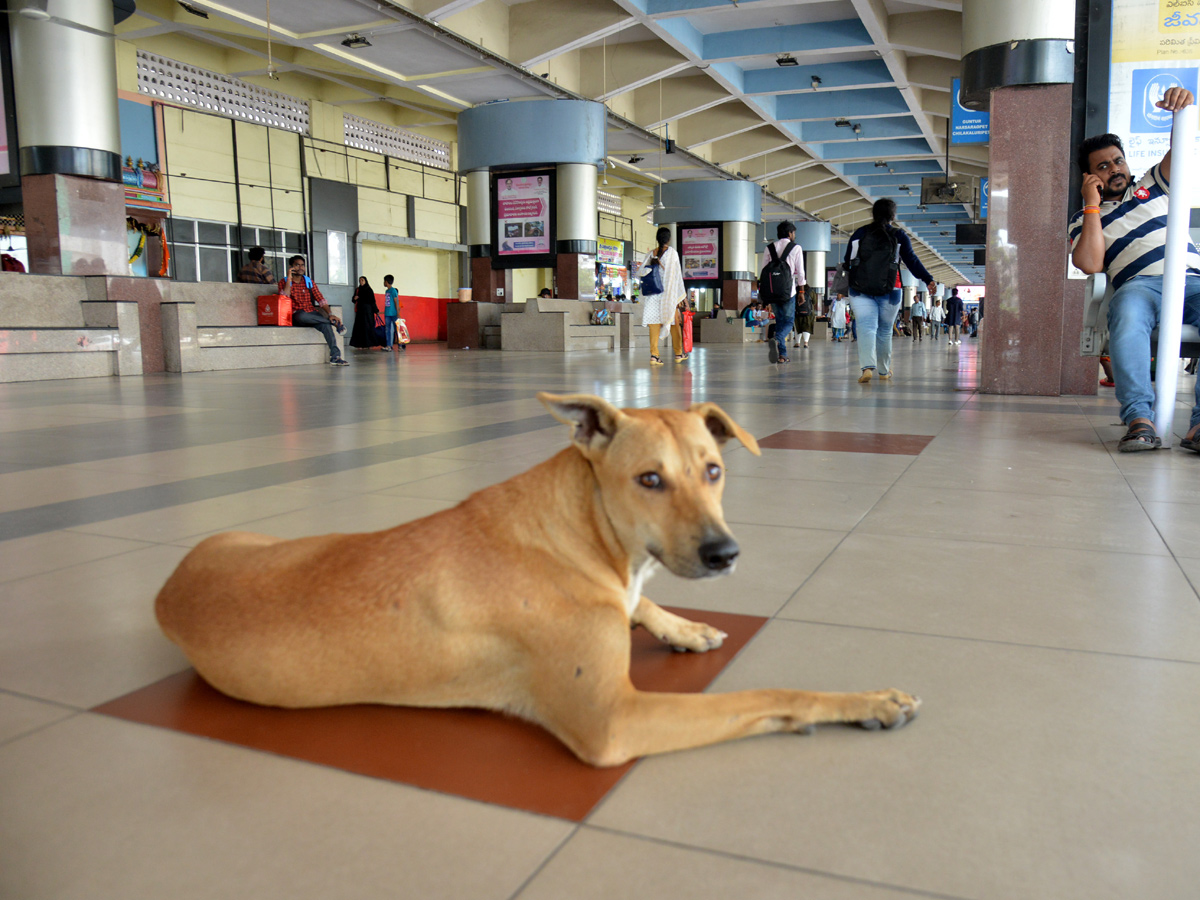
[117, 0, 985, 283]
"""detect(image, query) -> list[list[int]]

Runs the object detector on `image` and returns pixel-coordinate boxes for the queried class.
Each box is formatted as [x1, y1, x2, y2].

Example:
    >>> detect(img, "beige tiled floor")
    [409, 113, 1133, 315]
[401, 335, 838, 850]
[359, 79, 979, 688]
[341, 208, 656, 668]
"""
[3, 338, 1200, 900]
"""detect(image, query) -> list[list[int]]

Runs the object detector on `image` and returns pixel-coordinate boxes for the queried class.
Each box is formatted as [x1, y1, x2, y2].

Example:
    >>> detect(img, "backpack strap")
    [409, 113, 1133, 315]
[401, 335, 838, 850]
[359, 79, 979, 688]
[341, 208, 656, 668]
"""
[767, 242, 780, 263]
[782, 240, 796, 261]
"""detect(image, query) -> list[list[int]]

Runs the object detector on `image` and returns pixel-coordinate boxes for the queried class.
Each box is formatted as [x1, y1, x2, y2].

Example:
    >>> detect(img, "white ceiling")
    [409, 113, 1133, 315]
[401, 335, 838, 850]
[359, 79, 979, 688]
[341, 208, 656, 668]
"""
[117, 0, 985, 282]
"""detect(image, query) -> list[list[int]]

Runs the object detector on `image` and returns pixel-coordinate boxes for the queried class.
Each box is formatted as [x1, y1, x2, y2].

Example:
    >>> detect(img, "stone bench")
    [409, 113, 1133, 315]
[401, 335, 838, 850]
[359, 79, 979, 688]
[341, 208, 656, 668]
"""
[500, 297, 645, 352]
[0, 273, 142, 383]
[696, 315, 759, 344]
[161, 283, 344, 372]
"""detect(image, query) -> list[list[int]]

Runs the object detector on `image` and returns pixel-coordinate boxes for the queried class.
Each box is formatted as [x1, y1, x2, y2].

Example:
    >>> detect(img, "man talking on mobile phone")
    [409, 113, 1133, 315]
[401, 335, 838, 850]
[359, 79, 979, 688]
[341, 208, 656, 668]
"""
[279, 256, 349, 367]
[1070, 86, 1200, 451]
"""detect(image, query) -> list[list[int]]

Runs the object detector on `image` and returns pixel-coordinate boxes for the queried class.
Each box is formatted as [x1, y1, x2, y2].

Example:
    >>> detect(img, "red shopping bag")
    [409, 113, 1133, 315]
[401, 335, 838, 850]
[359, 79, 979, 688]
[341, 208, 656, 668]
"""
[682, 310, 694, 354]
[257, 294, 292, 326]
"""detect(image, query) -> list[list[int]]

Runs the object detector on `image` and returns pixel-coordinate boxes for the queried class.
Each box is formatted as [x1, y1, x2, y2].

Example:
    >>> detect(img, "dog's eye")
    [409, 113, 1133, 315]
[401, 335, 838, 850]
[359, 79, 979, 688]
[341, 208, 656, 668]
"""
[637, 472, 663, 489]
[706, 463, 722, 482]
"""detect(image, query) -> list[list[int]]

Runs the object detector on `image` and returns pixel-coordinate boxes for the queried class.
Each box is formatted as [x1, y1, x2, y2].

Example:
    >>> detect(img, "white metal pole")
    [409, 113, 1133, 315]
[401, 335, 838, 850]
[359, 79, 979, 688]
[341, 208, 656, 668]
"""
[1153, 103, 1198, 447]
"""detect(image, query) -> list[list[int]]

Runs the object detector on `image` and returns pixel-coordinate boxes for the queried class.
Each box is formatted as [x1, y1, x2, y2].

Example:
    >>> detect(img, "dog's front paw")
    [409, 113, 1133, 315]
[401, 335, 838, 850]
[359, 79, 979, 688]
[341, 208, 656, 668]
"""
[856, 690, 921, 731]
[662, 620, 727, 653]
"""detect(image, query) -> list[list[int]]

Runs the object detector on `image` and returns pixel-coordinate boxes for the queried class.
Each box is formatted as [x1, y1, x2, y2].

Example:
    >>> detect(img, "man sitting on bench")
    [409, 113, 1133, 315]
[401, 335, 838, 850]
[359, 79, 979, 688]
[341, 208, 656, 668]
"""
[280, 256, 349, 367]
[1070, 86, 1200, 452]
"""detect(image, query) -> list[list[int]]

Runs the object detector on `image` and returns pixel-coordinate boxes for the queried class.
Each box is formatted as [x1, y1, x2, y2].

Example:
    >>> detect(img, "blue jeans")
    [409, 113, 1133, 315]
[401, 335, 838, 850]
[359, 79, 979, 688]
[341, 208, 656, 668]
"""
[1107, 274, 1200, 428]
[384, 314, 399, 347]
[292, 310, 343, 361]
[771, 301, 795, 358]
[848, 289, 903, 375]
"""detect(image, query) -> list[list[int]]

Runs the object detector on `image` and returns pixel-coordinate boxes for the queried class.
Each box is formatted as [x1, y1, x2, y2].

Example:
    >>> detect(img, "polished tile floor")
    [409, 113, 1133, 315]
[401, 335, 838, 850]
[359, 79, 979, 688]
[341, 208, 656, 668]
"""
[4, 335, 1200, 899]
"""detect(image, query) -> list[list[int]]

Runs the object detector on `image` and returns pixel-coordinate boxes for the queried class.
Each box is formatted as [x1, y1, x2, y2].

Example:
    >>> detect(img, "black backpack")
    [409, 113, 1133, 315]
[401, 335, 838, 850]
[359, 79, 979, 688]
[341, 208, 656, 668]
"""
[758, 240, 796, 306]
[849, 226, 900, 296]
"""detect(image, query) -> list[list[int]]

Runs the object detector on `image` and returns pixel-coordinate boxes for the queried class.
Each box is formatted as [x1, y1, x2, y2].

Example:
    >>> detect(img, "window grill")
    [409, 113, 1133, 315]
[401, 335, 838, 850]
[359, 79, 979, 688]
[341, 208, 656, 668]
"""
[136, 50, 310, 134]
[597, 190, 623, 216]
[343, 113, 452, 171]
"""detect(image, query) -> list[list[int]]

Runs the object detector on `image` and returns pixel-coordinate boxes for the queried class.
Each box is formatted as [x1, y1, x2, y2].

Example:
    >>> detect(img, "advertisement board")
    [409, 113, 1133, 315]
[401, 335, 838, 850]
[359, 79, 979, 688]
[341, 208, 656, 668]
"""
[678, 223, 721, 283]
[1108, 0, 1200, 205]
[0, 13, 18, 187]
[597, 237, 623, 264]
[490, 169, 555, 268]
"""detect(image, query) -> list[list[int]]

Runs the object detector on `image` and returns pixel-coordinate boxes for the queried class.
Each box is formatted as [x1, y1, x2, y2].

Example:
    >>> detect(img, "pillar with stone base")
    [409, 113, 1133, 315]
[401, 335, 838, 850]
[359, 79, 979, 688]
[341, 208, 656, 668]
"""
[961, 0, 1093, 395]
[9, 0, 130, 276]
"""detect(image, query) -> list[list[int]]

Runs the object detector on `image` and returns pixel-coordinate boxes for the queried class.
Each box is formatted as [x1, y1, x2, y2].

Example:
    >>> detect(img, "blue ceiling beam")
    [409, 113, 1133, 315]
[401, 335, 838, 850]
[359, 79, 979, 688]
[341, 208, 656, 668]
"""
[776, 88, 910, 120]
[799, 115, 923, 143]
[646, 0, 775, 13]
[841, 159, 944, 176]
[744, 59, 893, 95]
[657, 15, 705, 57]
[708, 60, 747, 95]
[854, 169, 942, 185]
[814, 138, 933, 160]
[702, 20, 872, 62]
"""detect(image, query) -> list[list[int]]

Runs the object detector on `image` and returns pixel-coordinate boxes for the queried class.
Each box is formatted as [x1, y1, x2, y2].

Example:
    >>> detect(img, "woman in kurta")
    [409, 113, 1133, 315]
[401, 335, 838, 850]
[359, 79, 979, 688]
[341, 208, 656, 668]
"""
[638, 227, 688, 364]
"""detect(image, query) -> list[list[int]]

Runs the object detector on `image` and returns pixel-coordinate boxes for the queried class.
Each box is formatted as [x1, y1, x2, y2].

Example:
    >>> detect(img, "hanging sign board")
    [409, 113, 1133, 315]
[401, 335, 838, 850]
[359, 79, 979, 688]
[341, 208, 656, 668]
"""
[951, 78, 990, 144]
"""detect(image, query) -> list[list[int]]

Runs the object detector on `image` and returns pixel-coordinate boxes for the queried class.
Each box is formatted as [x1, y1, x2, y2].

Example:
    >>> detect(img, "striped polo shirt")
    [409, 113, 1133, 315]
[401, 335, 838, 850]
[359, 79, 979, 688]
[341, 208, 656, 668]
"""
[1068, 162, 1200, 290]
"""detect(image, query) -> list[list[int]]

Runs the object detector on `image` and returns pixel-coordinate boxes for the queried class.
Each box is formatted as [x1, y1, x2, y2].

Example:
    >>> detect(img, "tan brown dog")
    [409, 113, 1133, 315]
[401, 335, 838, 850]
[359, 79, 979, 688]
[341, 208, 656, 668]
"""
[155, 393, 919, 766]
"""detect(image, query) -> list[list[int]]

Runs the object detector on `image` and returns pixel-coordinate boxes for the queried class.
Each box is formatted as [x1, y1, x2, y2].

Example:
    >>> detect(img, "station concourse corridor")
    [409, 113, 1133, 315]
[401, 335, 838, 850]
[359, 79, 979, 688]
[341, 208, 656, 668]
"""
[3, 337, 1200, 900]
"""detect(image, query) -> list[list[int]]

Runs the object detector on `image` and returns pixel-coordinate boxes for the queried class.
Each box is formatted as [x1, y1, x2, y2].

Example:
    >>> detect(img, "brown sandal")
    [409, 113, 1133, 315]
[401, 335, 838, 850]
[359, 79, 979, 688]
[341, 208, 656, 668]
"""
[1118, 421, 1161, 452]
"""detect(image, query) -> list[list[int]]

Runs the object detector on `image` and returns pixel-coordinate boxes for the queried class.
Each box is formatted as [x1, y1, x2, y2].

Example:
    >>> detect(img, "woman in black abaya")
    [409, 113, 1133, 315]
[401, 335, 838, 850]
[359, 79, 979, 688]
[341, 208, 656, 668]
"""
[348, 276, 385, 350]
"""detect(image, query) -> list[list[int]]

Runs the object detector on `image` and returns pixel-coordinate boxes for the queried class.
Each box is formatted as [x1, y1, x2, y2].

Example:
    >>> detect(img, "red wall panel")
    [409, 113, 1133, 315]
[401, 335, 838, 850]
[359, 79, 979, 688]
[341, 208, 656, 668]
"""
[375, 294, 451, 342]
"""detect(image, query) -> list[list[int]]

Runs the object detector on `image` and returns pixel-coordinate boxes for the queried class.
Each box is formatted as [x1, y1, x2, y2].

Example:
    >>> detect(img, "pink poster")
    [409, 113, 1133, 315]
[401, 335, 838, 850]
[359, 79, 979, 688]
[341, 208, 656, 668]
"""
[0, 71, 8, 177]
[680, 226, 718, 280]
[496, 174, 550, 256]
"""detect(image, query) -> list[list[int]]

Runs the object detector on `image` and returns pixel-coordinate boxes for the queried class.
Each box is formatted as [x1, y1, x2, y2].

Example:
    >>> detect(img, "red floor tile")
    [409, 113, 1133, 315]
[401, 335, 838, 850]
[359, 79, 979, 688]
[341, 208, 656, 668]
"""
[94, 607, 766, 822]
[757, 429, 934, 455]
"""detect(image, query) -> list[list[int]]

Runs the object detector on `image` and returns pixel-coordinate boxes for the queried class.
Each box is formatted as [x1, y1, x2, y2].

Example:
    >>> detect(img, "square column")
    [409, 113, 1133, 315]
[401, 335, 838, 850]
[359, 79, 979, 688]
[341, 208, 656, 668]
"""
[470, 256, 513, 303]
[23, 174, 128, 276]
[980, 84, 1095, 395]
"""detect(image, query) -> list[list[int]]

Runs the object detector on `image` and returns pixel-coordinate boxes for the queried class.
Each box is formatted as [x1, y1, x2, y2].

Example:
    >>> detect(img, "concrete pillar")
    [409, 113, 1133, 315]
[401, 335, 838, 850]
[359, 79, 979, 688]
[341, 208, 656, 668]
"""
[11, 0, 128, 275]
[795, 221, 831, 315]
[961, 0, 1091, 394]
[555, 163, 598, 300]
[457, 99, 605, 307]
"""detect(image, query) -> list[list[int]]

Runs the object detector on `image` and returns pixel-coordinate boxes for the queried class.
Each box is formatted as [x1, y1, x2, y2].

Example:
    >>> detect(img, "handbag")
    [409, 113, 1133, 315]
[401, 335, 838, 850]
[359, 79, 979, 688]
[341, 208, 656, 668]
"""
[640, 261, 664, 296]
[373, 312, 387, 343]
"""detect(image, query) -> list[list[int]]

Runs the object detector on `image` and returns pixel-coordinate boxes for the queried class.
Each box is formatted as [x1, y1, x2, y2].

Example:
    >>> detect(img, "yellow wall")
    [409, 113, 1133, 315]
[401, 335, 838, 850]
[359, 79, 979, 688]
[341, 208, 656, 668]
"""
[362, 243, 457, 298]
[440, 0, 510, 58]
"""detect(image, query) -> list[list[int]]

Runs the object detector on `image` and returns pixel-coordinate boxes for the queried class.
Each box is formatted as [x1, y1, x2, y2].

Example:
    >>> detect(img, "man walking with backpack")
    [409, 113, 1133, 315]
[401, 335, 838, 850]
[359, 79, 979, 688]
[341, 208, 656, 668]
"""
[758, 221, 805, 364]
[843, 198, 936, 383]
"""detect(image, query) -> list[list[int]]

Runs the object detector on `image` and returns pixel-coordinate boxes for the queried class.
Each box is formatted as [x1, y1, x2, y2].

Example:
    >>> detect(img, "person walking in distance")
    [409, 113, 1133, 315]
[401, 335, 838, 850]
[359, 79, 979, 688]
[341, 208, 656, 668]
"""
[758, 220, 806, 364]
[843, 198, 936, 384]
[945, 287, 964, 345]
[910, 293, 927, 342]
[929, 297, 945, 339]
[638, 227, 687, 365]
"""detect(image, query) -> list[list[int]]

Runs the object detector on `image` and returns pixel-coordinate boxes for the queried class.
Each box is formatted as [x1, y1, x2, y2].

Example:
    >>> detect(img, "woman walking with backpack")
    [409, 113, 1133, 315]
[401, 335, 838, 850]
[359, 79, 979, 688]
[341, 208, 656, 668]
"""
[844, 198, 937, 384]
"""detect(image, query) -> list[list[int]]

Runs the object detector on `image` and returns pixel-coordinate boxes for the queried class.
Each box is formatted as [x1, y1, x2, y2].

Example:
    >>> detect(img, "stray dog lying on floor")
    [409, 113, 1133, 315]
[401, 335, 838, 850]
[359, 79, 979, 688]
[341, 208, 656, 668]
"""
[155, 394, 919, 766]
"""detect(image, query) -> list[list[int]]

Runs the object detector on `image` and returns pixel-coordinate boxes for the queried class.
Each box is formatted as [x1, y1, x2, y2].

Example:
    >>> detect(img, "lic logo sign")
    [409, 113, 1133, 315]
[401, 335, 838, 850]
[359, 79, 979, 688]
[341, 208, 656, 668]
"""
[1131, 68, 1199, 132]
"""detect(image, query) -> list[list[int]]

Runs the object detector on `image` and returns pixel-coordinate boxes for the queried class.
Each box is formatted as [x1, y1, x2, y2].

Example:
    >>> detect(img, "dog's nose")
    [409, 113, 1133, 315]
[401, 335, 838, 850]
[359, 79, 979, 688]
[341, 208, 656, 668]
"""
[699, 538, 740, 571]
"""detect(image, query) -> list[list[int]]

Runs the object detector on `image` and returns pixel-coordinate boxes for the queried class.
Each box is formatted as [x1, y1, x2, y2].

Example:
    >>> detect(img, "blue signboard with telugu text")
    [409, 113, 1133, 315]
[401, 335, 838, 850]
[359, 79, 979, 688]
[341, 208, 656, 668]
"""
[951, 78, 990, 144]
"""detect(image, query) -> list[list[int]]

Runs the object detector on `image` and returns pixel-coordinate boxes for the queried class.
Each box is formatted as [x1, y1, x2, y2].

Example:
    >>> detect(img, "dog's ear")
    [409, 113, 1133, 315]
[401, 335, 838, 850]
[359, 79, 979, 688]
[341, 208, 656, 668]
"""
[538, 392, 626, 453]
[689, 402, 761, 456]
